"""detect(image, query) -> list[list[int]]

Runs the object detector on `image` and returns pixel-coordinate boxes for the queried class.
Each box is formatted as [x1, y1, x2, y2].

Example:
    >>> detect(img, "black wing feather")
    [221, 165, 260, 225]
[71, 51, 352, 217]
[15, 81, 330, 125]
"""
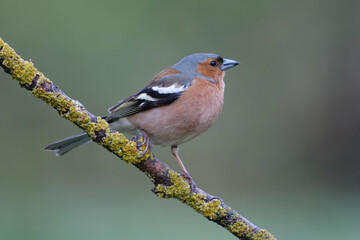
[106, 86, 186, 122]
[106, 74, 192, 122]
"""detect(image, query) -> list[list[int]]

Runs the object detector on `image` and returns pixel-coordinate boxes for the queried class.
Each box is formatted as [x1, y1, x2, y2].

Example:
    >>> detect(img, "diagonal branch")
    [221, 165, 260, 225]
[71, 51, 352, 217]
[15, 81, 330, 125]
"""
[0, 37, 276, 240]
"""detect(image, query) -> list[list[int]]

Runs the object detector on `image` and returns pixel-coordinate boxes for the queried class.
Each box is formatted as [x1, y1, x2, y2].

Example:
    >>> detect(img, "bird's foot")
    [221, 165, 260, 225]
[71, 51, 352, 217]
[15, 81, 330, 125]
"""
[181, 172, 197, 195]
[131, 130, 151, 158]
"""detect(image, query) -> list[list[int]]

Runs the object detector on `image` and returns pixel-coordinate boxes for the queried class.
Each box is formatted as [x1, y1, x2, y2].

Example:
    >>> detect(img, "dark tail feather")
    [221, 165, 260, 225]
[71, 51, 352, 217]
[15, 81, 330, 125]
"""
[44, 132, 91, 156]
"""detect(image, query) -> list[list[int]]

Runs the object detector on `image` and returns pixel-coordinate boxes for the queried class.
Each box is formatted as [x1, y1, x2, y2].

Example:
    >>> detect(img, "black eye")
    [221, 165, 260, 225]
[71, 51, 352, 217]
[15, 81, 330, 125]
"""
[210, 61, 216, 67]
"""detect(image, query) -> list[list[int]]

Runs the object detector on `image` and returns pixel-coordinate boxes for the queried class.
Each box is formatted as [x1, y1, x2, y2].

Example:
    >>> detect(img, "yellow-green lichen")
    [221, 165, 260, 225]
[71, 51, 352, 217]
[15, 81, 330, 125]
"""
[155, 170, 190, 200]
[229, 220, 252, 238]
[0, 40, 38, 85]
[121, 140, 140, 164]
[106, 132, 127, 151]
[92, 118, 109, 130]
[84, 119, 109, 138]
[155, 171, 231, 221]
[1, 36, 144, 166]
[228, 220, 275, 240]
[253, 229, 276, 240]
[186, 193, 229, 220]
[201, 199, 224, 220]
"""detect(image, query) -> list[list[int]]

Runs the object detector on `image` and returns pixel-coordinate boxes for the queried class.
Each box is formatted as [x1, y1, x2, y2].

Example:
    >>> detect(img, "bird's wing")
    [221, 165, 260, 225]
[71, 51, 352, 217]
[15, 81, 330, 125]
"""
[107, 74, 193, 121]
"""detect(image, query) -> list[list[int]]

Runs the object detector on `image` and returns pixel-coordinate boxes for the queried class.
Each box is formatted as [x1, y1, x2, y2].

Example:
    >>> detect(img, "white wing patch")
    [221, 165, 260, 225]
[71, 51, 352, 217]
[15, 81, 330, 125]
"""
[135, 93, 157, 101]
[152, 84, 188, 94]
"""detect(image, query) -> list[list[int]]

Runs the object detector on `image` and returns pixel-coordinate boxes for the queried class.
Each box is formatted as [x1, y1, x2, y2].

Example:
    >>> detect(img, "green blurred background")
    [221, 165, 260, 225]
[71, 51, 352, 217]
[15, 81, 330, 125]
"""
[1, 0, 359, 239]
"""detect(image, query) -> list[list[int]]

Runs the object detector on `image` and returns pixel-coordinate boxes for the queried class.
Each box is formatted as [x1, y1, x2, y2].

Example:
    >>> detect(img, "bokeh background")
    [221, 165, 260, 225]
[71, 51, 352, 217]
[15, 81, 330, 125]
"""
[1, 1, 359, 239]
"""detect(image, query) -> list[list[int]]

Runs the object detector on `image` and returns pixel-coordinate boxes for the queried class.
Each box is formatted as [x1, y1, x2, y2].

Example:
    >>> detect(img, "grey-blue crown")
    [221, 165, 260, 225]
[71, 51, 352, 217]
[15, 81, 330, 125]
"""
[172, 53, 220, 74]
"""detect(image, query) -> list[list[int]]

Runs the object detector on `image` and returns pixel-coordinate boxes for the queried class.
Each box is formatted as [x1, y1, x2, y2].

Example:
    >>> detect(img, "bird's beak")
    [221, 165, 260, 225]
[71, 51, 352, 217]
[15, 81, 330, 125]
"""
[221, 58, 240, 71]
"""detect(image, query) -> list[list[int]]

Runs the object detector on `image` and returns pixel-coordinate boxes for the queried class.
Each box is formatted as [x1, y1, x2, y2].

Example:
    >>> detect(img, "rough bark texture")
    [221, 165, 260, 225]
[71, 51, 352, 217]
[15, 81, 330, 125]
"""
[0, 37, 276, 240]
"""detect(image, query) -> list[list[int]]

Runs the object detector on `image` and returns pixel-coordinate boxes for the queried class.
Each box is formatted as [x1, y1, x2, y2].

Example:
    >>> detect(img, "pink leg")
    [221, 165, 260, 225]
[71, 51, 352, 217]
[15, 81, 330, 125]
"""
[171, 145, 196, 192]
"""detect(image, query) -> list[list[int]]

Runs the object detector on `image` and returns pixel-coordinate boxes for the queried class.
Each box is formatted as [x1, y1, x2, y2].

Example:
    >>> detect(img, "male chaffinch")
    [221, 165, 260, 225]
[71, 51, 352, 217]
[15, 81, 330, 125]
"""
[45, 53, 239, 182]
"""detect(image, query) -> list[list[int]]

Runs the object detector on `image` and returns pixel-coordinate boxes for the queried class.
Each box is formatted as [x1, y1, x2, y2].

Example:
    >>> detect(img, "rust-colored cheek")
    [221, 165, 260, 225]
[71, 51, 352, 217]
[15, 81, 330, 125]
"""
[196, 62, 222, 82]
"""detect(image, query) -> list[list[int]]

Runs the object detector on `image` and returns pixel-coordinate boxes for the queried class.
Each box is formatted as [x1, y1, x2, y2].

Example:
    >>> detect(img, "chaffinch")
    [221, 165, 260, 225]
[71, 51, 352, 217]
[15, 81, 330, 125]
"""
[45, 53, 239, 182]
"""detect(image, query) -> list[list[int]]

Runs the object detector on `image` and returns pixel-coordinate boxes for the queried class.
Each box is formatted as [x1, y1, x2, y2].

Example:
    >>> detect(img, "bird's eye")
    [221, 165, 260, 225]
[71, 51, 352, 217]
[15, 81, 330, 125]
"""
[210, 61, 217, 67]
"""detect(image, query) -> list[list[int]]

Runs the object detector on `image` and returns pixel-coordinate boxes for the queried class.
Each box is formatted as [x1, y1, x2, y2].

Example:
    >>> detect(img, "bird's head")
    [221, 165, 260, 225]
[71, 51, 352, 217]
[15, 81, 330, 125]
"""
[172, 53, 239, 83]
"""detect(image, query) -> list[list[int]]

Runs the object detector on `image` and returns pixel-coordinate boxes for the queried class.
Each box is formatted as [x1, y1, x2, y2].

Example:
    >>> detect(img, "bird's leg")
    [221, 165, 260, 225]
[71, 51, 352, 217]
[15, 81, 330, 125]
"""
[131, 129, 151, 158]
[171, 145, 197, 193]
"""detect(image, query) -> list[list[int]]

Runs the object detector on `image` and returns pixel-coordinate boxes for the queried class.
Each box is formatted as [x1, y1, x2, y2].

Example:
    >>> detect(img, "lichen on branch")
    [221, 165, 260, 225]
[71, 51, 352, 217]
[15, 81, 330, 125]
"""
[0, 37, 276, 240]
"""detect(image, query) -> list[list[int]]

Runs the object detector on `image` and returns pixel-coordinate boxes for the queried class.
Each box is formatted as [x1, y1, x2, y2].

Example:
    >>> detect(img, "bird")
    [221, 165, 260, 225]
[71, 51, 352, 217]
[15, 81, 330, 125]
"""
[45, 53, 239, 186]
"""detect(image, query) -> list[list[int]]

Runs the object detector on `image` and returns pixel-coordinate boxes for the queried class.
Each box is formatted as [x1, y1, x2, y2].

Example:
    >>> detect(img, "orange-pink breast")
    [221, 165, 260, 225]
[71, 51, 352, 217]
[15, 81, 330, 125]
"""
[127, 77, 225, 146]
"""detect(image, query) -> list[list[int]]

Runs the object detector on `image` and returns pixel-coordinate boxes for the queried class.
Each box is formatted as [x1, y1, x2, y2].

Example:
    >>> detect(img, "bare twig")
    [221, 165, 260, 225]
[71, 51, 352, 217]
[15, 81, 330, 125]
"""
[0, 37, 275, 240]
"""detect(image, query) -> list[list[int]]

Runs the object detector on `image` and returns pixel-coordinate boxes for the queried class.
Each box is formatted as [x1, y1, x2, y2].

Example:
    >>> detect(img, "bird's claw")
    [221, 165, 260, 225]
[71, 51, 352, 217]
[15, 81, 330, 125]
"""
[181, 172, 197, 195]
[131, 130, 151, 158]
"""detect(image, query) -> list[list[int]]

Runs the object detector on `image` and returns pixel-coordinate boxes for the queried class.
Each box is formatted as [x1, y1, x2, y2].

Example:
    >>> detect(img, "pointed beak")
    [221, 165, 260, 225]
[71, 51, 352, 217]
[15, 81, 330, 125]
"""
[221, 58, 240, 71]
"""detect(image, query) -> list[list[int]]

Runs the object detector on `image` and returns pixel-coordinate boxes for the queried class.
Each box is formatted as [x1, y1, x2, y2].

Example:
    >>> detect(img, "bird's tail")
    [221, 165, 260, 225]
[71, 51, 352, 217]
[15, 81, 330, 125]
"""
[44, 132, 91, 156]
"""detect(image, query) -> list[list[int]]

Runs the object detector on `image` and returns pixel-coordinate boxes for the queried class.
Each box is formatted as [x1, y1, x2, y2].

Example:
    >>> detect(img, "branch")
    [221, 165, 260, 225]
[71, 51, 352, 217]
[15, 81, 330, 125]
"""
[0, 37, 276, 240]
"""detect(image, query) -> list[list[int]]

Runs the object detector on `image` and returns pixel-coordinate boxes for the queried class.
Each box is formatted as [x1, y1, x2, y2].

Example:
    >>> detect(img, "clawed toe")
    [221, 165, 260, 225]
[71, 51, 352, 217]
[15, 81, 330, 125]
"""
[181, 172, 197, 194]
[131, 130, 151, 158]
